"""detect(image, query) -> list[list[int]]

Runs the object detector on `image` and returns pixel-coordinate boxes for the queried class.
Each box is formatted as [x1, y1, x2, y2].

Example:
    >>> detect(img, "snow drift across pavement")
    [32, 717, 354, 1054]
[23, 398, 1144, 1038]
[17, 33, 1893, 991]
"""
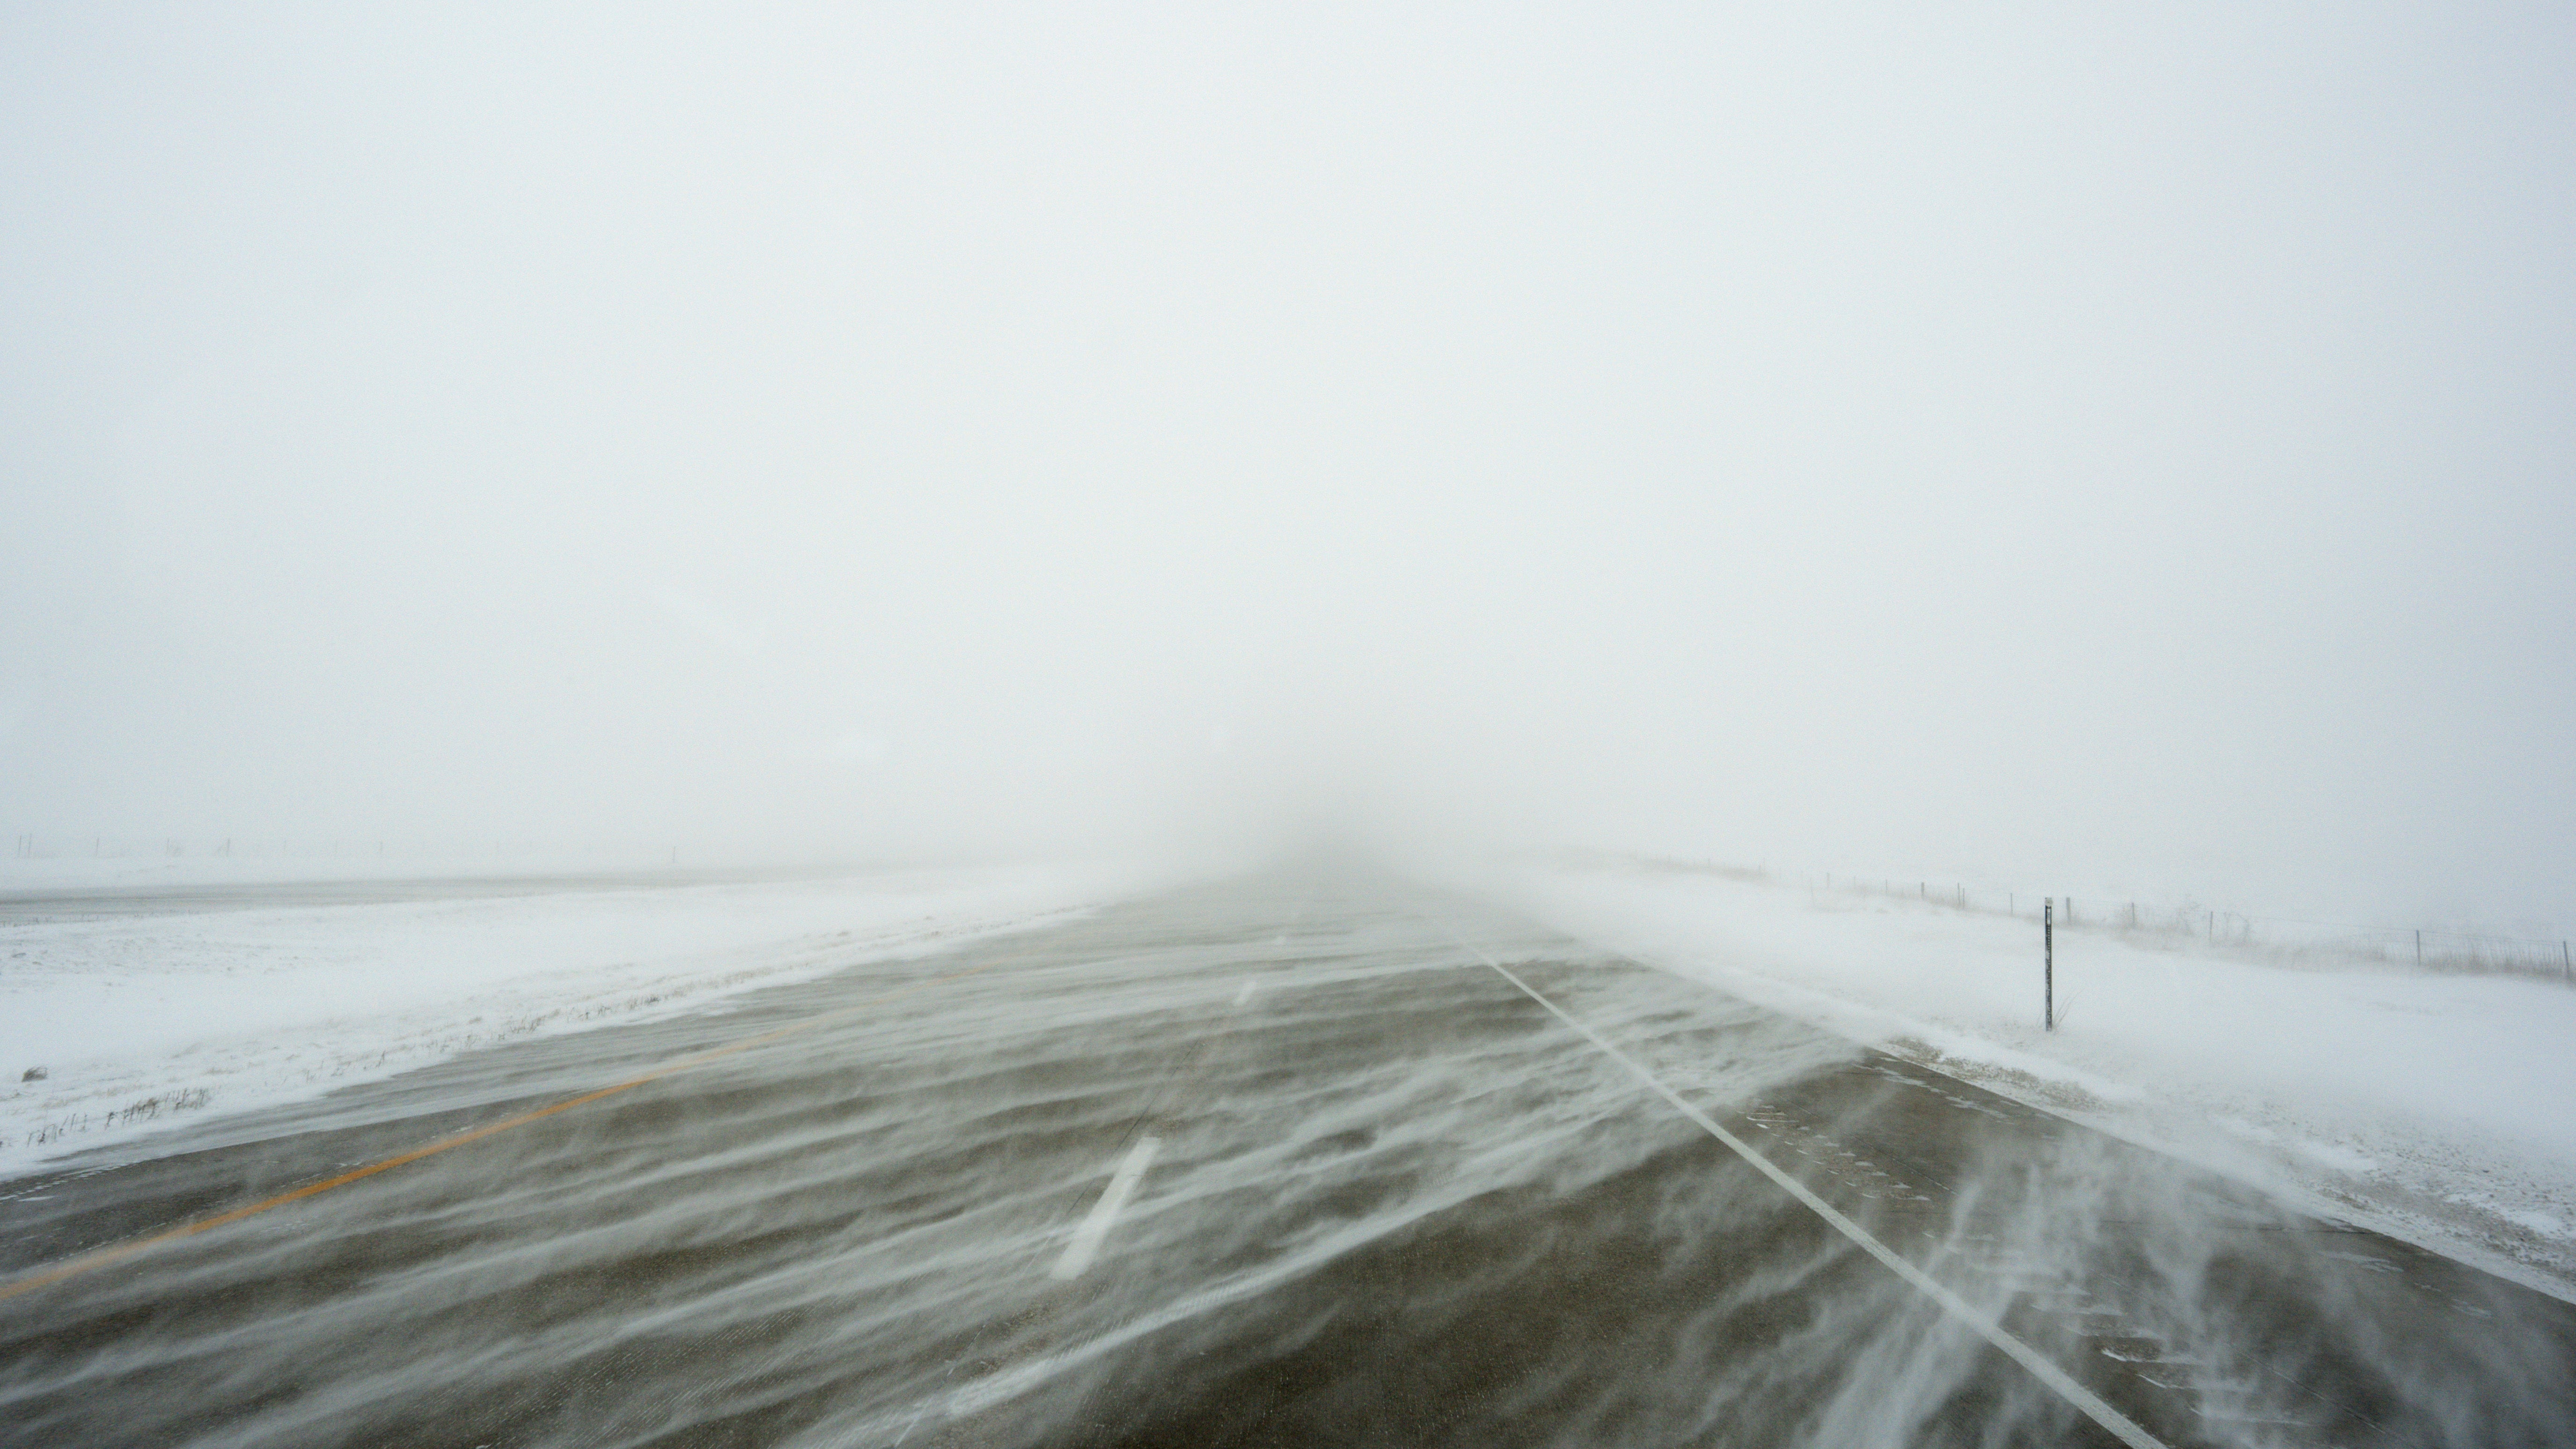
[0, 863, 1158, 1170]
[1475, 861, 2576, 1300]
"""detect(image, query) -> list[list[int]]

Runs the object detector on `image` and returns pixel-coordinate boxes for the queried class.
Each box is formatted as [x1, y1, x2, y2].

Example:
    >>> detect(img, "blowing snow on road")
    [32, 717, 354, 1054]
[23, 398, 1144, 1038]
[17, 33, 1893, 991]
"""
[2, 872, 2570, 1448]
[10, 3, 2576, 1443]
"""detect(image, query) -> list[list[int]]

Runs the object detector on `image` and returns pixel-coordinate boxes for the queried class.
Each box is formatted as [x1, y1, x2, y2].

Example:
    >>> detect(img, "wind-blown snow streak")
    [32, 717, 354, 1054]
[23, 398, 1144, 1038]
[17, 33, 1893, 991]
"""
[1477, 862, 2576, 1299]
[1437, 920, 2167, 1449]
[3, 880, 2568, 1447]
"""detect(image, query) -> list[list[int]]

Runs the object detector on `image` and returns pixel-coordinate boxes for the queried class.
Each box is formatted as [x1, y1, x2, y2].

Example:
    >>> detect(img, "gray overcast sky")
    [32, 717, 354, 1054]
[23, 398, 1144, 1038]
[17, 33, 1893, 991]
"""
[5, 3, 2573, 928]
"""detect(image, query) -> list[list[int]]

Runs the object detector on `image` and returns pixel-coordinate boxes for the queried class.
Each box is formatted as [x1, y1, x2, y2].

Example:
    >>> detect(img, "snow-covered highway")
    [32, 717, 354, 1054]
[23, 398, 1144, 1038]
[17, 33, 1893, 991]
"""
[0, 873, 2569, 1447]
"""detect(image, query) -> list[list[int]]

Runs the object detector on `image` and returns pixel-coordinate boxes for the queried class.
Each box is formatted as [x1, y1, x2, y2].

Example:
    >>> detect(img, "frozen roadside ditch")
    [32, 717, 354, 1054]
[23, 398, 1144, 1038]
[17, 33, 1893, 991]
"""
[0, 863, 1157, 1170]
[1477, 864, 2576, 1299]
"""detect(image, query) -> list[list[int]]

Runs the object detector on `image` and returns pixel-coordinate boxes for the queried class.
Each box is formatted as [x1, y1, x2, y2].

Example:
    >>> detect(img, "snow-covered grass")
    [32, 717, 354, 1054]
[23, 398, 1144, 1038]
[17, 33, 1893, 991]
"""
[0, 862, 1159, 1169]
[0, 848, 801, 891]
[1479, 863, 2576, 1298]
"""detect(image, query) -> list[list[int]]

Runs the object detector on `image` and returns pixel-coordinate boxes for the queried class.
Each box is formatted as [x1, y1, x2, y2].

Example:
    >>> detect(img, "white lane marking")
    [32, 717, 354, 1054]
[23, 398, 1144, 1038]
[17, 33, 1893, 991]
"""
[1050, 1135, 1161, 1280]
[1435, 927, 2170, 1449]
[1233, 978, 1256, 1007]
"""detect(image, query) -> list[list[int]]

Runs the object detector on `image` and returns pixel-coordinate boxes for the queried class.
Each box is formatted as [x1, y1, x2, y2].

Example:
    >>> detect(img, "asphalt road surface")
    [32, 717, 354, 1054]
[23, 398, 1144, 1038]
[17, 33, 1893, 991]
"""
[1, 874, 2570, 1448]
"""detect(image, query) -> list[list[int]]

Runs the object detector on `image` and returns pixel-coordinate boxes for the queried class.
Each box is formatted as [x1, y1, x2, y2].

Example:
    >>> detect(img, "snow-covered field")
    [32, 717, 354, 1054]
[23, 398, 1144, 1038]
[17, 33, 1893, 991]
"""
[20, 849, 2571, 1302]
[0, 861, 1158, 1170]
[1477, 863, 2576, 1299]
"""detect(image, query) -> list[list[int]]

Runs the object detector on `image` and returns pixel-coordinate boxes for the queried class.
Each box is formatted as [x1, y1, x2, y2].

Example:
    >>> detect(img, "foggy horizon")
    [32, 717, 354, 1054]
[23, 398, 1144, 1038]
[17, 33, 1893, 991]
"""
[8, 4, 2575, 933]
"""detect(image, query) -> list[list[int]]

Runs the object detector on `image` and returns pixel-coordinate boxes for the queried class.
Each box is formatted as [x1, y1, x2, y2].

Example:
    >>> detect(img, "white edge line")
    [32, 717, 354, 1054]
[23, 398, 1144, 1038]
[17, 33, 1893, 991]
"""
[1049, 1134, 1161, 1280]
[1436, 924, 2169, 1449]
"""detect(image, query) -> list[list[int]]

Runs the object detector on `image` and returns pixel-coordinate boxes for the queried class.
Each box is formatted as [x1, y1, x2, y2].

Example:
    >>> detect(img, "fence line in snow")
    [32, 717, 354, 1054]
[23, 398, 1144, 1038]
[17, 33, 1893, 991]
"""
[1818, 872, 2576, 985]
[1552, 851, 2576, 987]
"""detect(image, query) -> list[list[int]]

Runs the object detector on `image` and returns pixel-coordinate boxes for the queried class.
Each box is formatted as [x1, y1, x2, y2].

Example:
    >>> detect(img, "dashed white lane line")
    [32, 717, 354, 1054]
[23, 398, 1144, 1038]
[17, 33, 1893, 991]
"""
[1435, 925, 2170, 1449]
[1050, 1135, 1162, 1281]
[1233, 978, 1257, 1007]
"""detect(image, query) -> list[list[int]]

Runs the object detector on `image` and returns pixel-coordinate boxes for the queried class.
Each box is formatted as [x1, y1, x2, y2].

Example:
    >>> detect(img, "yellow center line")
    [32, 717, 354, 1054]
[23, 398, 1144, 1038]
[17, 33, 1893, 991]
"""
[0, 948, 1034, 1304]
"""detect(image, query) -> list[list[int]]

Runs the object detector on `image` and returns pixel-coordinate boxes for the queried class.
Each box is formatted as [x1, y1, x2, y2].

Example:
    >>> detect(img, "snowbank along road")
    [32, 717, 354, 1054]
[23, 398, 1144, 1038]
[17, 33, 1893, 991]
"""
[0, 873, 2569, 1447]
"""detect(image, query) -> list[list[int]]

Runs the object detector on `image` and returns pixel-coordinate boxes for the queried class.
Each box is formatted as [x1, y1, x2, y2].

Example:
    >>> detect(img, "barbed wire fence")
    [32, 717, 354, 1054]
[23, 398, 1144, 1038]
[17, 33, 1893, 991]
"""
[1550, 849, 2576, 987]
[1815, 872, 2572, 985]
